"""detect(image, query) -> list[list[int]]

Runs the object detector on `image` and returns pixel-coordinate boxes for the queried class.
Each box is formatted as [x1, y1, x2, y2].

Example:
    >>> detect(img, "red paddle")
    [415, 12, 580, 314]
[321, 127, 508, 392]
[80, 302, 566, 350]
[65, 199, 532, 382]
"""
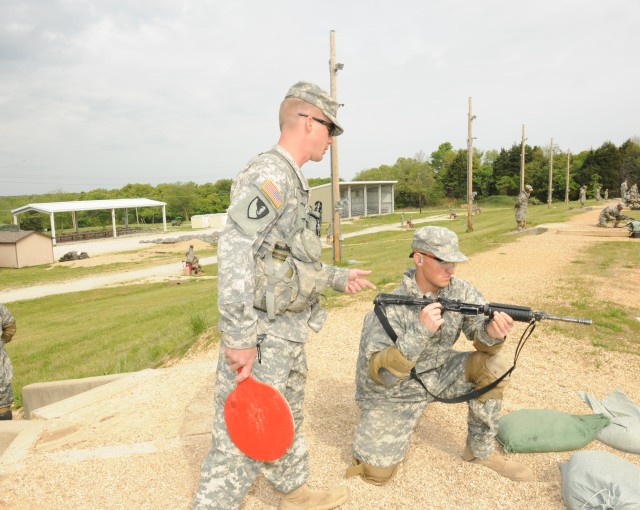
[224, 373, 295, 461]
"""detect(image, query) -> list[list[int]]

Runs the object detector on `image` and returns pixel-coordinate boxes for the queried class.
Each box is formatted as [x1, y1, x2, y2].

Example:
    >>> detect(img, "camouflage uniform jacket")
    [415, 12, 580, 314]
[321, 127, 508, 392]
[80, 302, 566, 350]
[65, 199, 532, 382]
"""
[218, 145, 348, 349]
[355, 268, 502, 407]
[514, 190, 529, 221]
[0, 304, 16, 408]
[599, 206, 626, 223]
[0, 304, 15, 342]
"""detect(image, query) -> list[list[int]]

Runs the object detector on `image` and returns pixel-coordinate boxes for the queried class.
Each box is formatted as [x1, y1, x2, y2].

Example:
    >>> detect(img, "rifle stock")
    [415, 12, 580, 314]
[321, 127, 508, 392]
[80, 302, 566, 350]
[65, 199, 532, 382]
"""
[373, 293, 592, 325]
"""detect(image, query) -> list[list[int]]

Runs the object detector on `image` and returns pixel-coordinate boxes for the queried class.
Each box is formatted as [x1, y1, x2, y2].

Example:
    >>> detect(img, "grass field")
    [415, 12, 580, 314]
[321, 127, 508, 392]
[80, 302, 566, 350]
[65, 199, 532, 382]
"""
[5, 199, 639, 409]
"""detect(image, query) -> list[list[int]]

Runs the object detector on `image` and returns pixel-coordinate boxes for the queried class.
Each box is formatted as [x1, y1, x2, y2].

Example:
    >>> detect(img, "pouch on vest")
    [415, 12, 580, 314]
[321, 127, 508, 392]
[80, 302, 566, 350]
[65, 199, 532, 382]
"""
[253, 243, 298, 320]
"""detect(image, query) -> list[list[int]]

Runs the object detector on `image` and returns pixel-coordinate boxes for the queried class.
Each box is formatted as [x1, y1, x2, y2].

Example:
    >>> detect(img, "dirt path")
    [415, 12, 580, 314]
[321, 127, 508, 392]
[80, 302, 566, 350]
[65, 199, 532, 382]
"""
[0, 206, 638, 509]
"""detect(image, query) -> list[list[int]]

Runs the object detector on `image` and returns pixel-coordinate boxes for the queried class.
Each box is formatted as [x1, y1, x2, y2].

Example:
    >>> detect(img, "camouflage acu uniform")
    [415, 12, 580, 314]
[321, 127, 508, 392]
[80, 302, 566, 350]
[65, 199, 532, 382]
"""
[598, 205, 629, 227]
[352, 268, 506, 468]
[579, 186, 587, 207]
[0, 304, 16, 411]
[193, 146, 349, 510]
[514, 188, 531, 230]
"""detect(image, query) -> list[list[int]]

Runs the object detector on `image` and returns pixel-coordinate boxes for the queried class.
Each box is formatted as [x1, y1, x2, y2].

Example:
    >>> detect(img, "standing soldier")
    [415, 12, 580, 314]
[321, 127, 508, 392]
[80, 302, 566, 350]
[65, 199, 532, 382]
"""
[604, 189, 609, 200]
[0, 304, 17, 421]
[192, 81, 376, 510]
[595, 186, 602, 201]
[514, 184, 533, 231]
[579, 185, 587, 208]
[621, 180, 628, 202]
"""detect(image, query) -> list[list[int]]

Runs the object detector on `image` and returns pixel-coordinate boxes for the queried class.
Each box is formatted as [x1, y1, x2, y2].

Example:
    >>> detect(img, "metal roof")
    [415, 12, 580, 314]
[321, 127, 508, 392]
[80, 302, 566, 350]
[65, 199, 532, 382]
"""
[310, 180, 397, 190]
[0, 230, 51, 244]
[11, 198, 166, 216]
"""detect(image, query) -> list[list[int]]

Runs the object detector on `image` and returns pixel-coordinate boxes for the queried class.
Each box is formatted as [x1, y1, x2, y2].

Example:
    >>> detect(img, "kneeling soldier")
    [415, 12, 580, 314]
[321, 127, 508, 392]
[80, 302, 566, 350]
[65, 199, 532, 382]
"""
[347, 227, 534, 485]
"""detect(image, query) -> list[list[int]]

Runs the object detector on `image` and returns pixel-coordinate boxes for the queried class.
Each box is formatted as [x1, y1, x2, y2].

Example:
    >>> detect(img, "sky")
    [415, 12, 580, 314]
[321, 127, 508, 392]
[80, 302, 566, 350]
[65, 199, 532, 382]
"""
[1, 0, 639, 197]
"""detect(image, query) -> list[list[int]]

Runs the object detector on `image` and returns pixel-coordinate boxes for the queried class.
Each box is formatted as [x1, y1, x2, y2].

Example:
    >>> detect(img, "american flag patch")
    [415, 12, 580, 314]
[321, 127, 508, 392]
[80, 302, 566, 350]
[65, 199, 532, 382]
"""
[261, 180, 284, 209]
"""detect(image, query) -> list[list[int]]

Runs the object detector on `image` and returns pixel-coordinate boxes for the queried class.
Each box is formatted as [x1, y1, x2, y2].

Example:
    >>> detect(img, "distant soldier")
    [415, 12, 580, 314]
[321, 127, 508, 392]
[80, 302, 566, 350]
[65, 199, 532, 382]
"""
[595, 186, 602, 201]
[621, 180, 628, 201]
[579, 185, 587, 207]
[514, 184, 533, 231]
[185, 244, 202, 273]
[598, 203, 631, 228]
[326, 221, 333, 245]
[400, 212, 405, 228]
[449, 208, 458, 220]
[630, 183, 638, 203]
[604, 189, 609, 200]
[0, 304, 17, 421]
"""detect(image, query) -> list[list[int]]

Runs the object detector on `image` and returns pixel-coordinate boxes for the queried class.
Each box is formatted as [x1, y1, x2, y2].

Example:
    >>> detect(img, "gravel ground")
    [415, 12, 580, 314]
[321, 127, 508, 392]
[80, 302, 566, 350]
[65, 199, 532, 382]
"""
[1, 207, 639, 509]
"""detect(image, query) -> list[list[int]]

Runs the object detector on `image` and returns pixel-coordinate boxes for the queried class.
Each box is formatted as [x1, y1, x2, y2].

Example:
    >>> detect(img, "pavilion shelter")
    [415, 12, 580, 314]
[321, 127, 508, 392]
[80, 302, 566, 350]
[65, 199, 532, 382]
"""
[11, 198, 167, 245]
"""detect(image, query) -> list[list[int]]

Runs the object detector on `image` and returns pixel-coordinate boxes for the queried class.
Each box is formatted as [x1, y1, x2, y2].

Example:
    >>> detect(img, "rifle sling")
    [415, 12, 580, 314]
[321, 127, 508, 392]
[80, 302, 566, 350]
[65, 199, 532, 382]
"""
[373, 302, 536, 404]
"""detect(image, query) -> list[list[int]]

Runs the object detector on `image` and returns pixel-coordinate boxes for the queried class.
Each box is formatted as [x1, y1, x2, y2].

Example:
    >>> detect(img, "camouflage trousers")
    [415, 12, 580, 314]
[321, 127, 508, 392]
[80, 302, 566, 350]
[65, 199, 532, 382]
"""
[193, 334, 309, 510]
[0, 344, 13, 409]
[353, 351, 502, 468]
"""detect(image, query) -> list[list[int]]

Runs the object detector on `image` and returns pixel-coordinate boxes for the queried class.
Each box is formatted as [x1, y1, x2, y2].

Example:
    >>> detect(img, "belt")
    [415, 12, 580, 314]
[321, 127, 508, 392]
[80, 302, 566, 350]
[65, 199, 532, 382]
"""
[0, 406, 11, 414]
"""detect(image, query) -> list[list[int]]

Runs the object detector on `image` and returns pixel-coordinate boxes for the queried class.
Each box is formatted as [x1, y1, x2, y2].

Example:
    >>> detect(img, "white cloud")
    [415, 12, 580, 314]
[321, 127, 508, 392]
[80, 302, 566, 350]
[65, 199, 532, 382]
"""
[1, 0, 639, 195]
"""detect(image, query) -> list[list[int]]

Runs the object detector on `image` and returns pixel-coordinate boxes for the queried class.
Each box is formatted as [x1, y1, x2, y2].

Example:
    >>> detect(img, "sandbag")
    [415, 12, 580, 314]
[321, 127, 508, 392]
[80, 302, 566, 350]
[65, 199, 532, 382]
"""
[580, 389, 640, 454]
[560, 450, 640, 510]
[497, 409, 610, 453]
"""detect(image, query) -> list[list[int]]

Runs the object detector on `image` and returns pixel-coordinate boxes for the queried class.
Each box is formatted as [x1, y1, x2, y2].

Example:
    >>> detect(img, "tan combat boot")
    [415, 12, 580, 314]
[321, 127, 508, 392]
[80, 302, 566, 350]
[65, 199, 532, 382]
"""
[278, 483, 349, 510]
[462, 447, 535, 482]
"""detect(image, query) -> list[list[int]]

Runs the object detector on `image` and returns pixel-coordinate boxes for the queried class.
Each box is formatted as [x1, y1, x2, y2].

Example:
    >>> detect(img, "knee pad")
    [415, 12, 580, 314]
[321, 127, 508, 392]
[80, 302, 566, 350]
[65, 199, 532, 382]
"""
[346, 458, 397, 486]
[369, 346, 415, 386]
[465, 352, 510, 402]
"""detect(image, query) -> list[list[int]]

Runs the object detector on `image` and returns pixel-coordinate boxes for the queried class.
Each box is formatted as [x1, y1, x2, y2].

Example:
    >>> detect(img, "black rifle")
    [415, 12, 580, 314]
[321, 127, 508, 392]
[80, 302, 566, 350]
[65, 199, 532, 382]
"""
[373, 293, 592, 325]
[372, 293, 592, 403]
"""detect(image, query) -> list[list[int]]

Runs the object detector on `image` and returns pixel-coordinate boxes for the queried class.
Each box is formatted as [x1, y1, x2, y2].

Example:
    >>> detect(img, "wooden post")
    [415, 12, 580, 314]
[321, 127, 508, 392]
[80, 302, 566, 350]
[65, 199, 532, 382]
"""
[466, 97, 474, 232]
[548, 138, 554, 208]
[329, 30, 342, 263]
[520, 125, 526, 191]
[565, 150, 571, 203]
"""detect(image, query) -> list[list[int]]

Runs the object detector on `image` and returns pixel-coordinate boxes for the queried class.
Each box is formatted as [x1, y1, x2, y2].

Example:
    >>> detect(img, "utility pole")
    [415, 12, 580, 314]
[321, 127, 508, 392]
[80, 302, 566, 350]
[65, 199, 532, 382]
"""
[466, 97, 475, 232]
[329, 30, 342, 263]
[520, 125, 526, 191]
[548, 138, 554, 208]
[565, 150, 571, 203]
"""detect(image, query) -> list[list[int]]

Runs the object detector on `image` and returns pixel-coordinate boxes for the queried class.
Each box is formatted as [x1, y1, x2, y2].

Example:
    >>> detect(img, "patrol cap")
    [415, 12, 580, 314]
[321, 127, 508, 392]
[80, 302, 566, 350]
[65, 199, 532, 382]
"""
[409, 226, 468, 263]
[525, 184, 533, 192]
[285, 81, 344, 136]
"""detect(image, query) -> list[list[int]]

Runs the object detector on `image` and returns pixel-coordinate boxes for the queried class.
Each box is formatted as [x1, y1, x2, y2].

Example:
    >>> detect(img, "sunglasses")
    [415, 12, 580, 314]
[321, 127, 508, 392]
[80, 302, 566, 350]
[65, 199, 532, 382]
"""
[297, 113, 337, 137]
[415, 252, 457, 269]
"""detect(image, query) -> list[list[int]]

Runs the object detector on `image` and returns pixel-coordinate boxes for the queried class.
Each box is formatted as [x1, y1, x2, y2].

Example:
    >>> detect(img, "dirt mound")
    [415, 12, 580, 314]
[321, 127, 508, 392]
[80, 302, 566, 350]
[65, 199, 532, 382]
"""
[53, 238, 213, 269]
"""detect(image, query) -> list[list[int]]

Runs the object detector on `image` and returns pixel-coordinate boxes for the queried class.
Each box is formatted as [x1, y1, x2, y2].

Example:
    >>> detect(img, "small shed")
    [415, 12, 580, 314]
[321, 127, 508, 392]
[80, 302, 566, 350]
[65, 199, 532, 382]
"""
[0, 231, 55, 268]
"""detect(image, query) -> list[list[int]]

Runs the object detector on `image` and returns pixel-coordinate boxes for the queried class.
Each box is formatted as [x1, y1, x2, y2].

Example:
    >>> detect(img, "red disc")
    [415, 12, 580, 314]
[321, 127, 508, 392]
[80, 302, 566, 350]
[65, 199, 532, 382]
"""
[224, 375, 295, 461]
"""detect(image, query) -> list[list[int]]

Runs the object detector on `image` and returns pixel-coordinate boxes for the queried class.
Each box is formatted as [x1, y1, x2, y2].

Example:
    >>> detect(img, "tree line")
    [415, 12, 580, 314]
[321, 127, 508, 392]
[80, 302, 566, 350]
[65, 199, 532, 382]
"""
[1, 138, 638, 229]
[355, 138, 640, 209]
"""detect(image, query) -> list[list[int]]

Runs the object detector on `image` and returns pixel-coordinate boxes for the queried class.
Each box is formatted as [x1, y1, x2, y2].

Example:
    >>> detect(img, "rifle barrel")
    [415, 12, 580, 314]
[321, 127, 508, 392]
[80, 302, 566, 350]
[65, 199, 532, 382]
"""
[539, 313, 592, 325]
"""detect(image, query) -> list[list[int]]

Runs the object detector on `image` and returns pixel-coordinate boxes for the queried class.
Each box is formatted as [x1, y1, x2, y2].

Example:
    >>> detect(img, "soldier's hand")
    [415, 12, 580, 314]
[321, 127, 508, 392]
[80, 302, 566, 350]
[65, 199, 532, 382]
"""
[345, 269, 376, 294]
[224, 346, 257, 383]
[486, 311, 514, 340]
[419, 302, 444, 333]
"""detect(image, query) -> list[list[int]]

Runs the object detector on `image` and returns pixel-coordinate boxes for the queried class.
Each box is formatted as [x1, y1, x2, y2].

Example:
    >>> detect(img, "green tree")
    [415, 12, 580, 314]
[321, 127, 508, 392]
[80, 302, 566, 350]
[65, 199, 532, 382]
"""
[430, 142, 453, 174]
[437, 150, 468, 199]
[619, 139, 640, 188]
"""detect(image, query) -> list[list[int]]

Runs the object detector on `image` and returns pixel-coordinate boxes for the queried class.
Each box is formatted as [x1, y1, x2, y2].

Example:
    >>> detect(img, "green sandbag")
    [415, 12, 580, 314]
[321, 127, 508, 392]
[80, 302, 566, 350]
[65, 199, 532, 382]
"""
[497, 409, 610, 453]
